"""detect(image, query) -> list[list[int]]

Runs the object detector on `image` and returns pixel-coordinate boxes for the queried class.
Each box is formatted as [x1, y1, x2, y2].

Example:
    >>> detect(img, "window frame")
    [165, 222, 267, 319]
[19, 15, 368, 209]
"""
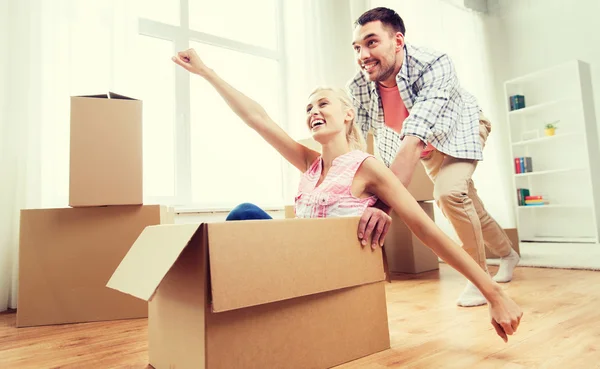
[138, 0, 289, 212]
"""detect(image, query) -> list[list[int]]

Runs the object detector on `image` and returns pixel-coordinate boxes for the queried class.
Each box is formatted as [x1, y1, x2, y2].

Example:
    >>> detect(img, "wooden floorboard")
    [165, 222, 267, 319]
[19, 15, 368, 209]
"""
[1, 265, 599, 368]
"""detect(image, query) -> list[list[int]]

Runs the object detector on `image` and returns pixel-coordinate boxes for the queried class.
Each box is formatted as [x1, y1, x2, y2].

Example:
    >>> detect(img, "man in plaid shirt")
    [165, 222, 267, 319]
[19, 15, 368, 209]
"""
[349, 7, 520, 307]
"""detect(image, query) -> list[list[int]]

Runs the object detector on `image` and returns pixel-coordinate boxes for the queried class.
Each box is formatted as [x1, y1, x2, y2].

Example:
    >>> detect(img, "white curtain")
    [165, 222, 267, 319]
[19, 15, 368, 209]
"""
[0, 0, 43, 312]
[0, 0, 138, 312]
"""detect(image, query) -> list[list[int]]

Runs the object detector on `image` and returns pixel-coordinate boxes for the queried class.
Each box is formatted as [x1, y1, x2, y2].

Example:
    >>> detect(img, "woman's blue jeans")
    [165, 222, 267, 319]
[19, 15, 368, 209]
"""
[226, 202, 272, 221]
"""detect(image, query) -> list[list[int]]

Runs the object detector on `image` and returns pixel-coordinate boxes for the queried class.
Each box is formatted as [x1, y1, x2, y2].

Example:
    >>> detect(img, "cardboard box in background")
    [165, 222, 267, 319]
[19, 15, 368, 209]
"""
[108, 217, 390, 369]
[367, 132, 434, 202]
[298, 132, 434, 202]
[69, 92, 143, 207]
[284, 204, 295, 219]
[17, 205, 174, 328]
[486, 228, 521, 258]
[385, 202, 440, 274]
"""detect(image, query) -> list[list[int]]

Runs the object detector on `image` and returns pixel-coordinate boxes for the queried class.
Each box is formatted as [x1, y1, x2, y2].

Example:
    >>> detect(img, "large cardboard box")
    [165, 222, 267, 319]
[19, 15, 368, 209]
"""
[17, 204, 174, 327]
[486, 228, 521, 259]
[298, 132, 434, 201]
[107, 217, 390, 369]
[406, 163, 434, 202]
[384, 202, 440, 274]
[69, 92, 143, 207]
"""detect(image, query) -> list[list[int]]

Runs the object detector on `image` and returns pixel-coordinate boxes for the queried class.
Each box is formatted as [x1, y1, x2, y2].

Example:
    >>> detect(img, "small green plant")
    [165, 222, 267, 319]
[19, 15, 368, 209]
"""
[545, 121, 559, 129]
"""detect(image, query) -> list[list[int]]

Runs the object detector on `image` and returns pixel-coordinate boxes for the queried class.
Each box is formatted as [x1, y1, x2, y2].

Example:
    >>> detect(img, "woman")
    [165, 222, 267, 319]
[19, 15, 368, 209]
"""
[172, 48, 522, 342]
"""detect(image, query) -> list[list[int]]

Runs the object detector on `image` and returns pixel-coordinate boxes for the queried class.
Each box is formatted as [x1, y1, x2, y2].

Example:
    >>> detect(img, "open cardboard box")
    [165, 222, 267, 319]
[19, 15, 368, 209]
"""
[107, 217, 391, 369]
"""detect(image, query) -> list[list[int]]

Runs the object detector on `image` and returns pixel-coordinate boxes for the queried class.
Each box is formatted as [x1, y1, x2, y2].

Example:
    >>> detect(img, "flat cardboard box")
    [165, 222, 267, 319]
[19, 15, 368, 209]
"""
[384, 201, 440, 274]
[69, 92, 143, 207]
[298, 132, 434, 201]
[17, 204, 174, 327]
[486, 228, 521, 259]
[107, 217, 390, 369]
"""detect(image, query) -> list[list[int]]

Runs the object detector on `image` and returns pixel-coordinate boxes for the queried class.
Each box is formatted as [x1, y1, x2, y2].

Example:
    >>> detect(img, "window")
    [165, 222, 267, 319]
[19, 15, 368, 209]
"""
[137, 0, 287, 210]
[134, 35, 176, 198]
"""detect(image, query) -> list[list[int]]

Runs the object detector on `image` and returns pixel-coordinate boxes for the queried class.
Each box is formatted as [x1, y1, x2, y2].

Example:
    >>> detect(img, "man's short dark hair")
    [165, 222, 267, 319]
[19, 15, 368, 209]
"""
[355, 7, 406, 36]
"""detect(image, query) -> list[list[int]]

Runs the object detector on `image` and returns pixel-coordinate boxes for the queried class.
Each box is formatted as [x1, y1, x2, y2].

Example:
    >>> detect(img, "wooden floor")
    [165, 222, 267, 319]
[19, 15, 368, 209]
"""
[2, 264, 600, 368]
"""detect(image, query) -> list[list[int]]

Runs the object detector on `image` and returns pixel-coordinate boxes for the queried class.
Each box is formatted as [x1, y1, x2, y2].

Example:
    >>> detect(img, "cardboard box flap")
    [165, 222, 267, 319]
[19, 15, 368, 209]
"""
[108, 92, 138, 100]
[74, 92, 138, 100]
[75, 94, 110, 99]
[208, 217, 385, 313]
[107, 223, 202, 301]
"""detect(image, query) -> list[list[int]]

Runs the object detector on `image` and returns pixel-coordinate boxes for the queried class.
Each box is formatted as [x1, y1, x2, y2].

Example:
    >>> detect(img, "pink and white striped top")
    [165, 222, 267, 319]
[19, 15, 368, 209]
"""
[294, 150, 378, 218]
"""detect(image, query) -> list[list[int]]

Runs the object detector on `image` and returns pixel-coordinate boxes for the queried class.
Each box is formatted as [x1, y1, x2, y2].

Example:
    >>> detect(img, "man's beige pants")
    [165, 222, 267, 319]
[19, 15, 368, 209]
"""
[421, 115, 512, 272]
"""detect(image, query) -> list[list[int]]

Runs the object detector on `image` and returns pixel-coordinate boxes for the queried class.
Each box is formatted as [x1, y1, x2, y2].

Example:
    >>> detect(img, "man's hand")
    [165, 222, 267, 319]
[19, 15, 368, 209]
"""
[358, 207, 392, 249]
[172, 48, 210, 77]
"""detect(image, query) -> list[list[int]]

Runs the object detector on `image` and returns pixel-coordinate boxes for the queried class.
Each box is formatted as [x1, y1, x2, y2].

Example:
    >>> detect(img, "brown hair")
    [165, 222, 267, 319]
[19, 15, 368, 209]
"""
[355, 7, 406, 36]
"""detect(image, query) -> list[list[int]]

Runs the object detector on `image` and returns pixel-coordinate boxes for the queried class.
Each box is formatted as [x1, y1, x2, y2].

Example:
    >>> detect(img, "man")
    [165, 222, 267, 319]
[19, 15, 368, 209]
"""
[348, 7, 520, 307]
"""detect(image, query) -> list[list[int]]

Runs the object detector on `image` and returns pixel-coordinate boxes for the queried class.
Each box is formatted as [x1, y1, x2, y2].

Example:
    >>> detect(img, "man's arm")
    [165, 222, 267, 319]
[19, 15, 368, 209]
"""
[391, 54, 459, 186]
[390, 136, 424, 188]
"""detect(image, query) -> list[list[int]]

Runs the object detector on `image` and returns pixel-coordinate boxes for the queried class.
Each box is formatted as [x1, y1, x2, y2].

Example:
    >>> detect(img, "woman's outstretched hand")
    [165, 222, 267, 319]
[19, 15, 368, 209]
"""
[172, 48, 209, 76]
[488, 288, 523, 342]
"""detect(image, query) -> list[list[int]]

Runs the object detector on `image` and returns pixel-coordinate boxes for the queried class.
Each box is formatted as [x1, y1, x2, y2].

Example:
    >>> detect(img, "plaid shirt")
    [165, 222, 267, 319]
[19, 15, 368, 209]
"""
[347, 43, 483, 167]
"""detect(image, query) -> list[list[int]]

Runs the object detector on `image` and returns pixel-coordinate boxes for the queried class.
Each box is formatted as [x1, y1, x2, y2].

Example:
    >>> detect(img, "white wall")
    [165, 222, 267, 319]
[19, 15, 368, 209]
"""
[0, 0, 7, 145]
[488, 0, 600, 152]
[484, 0, 600, 237]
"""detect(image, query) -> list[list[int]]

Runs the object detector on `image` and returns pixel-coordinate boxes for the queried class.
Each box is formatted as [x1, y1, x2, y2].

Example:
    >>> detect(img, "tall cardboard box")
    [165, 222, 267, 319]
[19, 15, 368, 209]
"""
[108, 217, 390, 369]
[17, 205, 174, 327]
[384, 202, 440, 274]
[69, 92, 143, 207]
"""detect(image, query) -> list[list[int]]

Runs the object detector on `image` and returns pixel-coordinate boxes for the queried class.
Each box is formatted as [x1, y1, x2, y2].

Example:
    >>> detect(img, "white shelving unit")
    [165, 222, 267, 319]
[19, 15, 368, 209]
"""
[504, 60, 600, 243]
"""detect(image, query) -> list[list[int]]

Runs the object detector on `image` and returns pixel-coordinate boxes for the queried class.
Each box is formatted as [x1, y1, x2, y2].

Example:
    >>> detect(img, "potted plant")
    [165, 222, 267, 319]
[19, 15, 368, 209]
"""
[544, 121, 559, 136]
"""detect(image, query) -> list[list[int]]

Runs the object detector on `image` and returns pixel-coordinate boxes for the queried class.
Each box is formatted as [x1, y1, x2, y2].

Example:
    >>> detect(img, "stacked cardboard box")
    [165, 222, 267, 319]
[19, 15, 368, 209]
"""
[293, 134, 440, 274]
[17, 92, 174, 328]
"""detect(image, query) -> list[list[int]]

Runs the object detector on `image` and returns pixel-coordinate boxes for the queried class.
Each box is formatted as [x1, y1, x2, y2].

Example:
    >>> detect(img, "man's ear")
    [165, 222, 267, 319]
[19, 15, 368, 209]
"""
[395, 32, 405, 52]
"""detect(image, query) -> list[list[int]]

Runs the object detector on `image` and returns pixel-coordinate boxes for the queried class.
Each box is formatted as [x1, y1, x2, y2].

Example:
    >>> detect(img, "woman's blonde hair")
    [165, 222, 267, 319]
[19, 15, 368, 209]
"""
[309, 86, 367, 152]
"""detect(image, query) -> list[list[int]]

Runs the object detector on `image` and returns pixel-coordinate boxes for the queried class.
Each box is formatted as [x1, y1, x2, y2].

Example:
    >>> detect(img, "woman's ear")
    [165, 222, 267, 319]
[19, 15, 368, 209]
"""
[345, 108, 356, 123]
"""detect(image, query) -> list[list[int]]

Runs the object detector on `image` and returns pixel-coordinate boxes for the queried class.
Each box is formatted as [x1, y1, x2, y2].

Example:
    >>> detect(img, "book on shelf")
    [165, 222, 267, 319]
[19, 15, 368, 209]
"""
[516, 188, 530, 206]
[525, 199, 546, 206]
[509, 95, 526, 111]
[517, 191, 549, 206]
[514, 157, 533, 173]
[525, 195, 543, 200]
